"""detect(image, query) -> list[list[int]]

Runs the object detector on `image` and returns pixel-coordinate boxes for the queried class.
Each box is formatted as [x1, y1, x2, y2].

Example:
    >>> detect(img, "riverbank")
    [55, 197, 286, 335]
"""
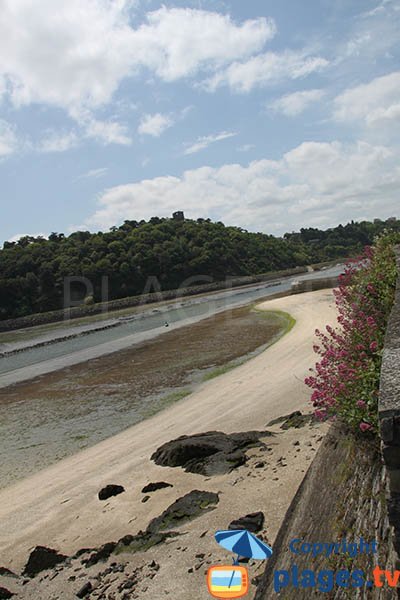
[0, 306, 289, 488]
[0, 289, 336, 598]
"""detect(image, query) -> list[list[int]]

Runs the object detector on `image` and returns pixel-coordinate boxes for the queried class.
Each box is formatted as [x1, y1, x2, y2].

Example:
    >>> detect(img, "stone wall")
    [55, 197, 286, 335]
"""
[379, 247, 400, 560]
[254, 423, 397, 599]
[255, 247, 400, 599]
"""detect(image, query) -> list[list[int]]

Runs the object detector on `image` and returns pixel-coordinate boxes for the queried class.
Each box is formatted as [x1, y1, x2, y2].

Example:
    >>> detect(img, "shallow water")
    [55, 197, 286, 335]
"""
[0, 265, 342, 382]
[0, 306, 286, 488]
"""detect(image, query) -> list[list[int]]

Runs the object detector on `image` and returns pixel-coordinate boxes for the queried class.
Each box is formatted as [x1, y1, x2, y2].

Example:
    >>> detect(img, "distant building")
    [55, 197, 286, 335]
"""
[172, 211, 185, 221]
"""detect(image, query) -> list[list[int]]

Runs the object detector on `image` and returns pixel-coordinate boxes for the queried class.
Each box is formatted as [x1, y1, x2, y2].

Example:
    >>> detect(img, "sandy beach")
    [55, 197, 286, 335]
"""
[0, 289, 336, 599]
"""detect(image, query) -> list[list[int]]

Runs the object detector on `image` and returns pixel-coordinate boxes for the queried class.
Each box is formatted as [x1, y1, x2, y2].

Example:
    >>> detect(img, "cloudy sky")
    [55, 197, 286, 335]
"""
[1, 0, 400, 243]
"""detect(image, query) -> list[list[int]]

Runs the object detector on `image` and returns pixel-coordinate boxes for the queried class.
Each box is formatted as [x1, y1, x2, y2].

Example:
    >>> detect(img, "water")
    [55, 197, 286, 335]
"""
[0, 265, 342, 385]
[0, 306, 287, 487]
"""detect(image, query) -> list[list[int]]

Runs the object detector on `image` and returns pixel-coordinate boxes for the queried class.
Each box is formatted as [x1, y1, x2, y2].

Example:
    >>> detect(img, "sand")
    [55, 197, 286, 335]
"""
[0, 289, 336, 599]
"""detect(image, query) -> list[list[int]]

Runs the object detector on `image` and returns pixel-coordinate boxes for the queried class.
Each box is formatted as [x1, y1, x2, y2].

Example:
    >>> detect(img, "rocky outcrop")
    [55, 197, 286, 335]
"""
[267, 411, 314, 429]
[98, 484, 125, 501]
[82, 531, 179, 567]
[23, 546, 68, 578]
[228, 512, 265, 533]
[146, 490, 219, 533]
[151, 430, 272, 476]
[141, 482, 173, 493]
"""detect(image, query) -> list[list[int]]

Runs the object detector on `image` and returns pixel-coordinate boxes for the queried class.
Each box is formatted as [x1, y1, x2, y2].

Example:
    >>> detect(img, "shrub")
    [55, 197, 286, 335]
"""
[305, 234, 399, 434]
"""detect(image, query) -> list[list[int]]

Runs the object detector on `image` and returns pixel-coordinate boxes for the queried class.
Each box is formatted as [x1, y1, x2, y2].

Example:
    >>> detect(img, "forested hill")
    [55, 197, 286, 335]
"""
[0, 216, 399, 320]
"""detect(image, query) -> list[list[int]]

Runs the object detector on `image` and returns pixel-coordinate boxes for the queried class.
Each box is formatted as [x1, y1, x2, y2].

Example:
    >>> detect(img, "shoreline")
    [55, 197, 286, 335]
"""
[0, 307, 288, 489]
[0, 289, 336, 580]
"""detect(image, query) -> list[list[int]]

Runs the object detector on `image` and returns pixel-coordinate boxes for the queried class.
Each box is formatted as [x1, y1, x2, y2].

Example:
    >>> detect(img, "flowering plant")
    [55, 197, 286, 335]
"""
[305, 234, 399, 434]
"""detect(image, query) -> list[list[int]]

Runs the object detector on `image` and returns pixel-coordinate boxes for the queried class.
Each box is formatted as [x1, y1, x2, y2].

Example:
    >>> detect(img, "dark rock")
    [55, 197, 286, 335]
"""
[0, 568, 17, 579]
[76, 581, 92, 598]
[146, 490, 219, 533]
[251, 574, 263, 587]
[83, 543, 117, 567]
[72, 548, 94, 559]
[141, 482, 173, 493]
[151, 431, 272, 476]
[254, 461, 265, 468]
[23, 546, 68, 578]
[116, 531, 179, 553]
[142, 495, 150, 503]
[118, 535, 134, 546]
[0, 588, 14, 599]
[98, 485, 125, 501]
[228, 512, 265, 533]
[267, 411, 314, 430]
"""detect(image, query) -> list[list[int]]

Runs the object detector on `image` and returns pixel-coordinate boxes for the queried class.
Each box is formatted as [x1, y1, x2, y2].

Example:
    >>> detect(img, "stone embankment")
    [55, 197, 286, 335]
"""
[256, 248, 400, 599]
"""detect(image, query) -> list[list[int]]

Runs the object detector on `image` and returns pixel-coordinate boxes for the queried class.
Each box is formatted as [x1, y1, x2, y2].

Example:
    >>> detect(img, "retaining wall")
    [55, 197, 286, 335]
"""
[255, 247, 400, 599]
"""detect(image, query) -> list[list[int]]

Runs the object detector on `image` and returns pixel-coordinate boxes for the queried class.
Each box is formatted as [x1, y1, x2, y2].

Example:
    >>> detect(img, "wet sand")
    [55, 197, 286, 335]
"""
[0, 289, 336, 580]
[0, 306, 288, 488]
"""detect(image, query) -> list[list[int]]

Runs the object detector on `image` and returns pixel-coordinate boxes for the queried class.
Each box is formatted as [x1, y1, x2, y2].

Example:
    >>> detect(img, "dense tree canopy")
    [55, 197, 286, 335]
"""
[0, 216, 399, 320]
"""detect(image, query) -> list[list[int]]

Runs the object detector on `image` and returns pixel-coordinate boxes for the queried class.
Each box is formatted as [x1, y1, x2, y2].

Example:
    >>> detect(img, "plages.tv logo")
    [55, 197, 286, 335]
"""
[206, 528, 273, 598]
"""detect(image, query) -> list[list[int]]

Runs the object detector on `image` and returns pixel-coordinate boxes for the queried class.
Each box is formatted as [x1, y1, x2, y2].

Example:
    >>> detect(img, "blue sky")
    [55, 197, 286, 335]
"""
[1, 0, 400, 244]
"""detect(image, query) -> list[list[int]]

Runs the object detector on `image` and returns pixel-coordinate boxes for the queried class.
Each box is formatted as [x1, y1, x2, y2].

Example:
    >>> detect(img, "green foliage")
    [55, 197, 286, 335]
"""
[306, 233, 400, 434]
[1, 216, 399, 321]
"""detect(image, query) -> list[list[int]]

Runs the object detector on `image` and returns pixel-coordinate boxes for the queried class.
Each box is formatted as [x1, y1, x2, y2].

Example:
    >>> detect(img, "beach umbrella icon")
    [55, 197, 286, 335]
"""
[215, 529, 273, 564]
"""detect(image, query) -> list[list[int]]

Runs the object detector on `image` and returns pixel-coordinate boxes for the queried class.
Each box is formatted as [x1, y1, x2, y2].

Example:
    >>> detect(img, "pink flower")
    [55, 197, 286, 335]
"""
[359, 422, 372, 432]
[369, 341, 378, 353]
[356, 400, 366, 409]
[315, 410, 327, 420]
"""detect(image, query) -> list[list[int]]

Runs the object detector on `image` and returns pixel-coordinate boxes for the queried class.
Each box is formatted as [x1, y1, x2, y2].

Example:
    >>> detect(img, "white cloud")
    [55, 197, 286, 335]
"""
[184, 131, 237, 155]
[83, 140, 400, 234]
[0, 120, 18, 157]
[0, 2, 274, 115]
[334, 71, 400, 127]
[84, 118, 132, 145]
[138, 113, 174, 137]
[132, 8, 275, 82]
[77, 167, 108, 180]
[204, 51, 329, 93]
[38, 131, 78, 153]
[0, 0, 136, 112]
[269, 89, 326, 116]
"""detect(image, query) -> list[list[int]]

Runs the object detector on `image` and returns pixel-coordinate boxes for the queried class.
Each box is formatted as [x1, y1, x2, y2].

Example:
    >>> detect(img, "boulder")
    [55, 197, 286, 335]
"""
[23, 546, 68, 577]
[0, 568, 17, 579]
[98, 485, 125, 501]
[115, 531, 179, 554]
[267, 411, 314, 429]
[83, 543, 117, 568]
[76, 581, 92, 598]
[151, 430, 272, 476]
[146, 490, 219, 533]
[228, 512, 265, 533]
[141, 482, 173, 493]
[82, 531, 180, 567]
[0, 588, 14, 599]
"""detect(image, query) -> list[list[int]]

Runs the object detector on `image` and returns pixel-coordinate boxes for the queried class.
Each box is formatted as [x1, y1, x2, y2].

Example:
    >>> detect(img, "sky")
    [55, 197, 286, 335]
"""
[0, 0, 400, 244]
